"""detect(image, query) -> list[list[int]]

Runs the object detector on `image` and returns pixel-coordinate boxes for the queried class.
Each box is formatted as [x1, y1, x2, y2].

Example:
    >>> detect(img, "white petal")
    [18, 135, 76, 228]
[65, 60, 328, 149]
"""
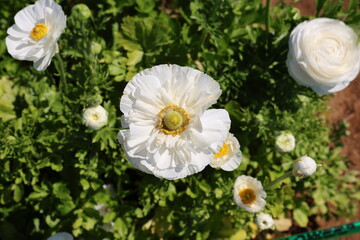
[14, 5, 37, 32]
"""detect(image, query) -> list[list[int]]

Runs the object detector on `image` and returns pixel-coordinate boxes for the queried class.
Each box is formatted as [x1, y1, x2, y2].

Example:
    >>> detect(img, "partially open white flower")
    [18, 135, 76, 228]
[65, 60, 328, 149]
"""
[6, 0, 66, 71]
[118, 64, 230, 180]
[287, 18, 360, 95]
[233, 175, 267, 213]
[293, 156, 317, 177]
[82, 105, 108, 130]
[47, 232, 73, 240]
[255, 213, 274, 231]
[210, 133, 242, 171]
[275, 131, 296, 153]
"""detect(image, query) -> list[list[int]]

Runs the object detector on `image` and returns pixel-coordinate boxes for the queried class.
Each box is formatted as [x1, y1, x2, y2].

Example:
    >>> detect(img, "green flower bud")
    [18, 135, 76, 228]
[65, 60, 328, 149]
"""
[91, 42, 102, 55]
[72, 4, 92, 20]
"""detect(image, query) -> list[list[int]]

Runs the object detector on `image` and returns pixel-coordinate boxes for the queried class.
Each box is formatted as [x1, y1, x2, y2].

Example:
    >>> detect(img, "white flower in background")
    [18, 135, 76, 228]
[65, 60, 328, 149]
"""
[47, 232, 73, 240]
[255, 213, 274, 231]
[286, 18, 360, 95]
[94, 204, 114, 232]
[82, 105, 108, 130]
[6, 0, 66, 71]
[118, 64, 230, 180]
[210, 133, 242, 171]
[233, 175, 267, 213]
[275, 131, 296, 153]
[293, 156, 317, 177]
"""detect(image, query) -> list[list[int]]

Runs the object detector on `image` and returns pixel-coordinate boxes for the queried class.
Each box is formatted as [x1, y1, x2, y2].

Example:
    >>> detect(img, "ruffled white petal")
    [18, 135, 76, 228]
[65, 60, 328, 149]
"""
[118, 64, 229, 180]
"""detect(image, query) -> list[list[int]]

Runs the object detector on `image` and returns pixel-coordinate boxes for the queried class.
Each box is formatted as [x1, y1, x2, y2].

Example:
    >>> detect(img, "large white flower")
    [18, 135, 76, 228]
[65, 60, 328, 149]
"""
[286, 18, 360, 95]
[82, 105, 108, 130]
[233, 175, 267, 213]
[118, 64, 231, 180]
[210, 133, 242, 171]
[255, 213, 274, 231]
[275, 131, 295, 153]
[47, 232, 73, 240]
[6, 0, 66, 71]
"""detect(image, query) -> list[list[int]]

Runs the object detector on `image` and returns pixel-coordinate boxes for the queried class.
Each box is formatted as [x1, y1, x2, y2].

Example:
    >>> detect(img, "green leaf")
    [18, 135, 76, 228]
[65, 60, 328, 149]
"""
[293, 208, 309, 227]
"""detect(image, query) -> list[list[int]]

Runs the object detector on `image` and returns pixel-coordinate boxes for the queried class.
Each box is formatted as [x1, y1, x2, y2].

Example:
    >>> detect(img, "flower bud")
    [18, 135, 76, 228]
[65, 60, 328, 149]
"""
[91, 42, 102, 54]
[275, 131, 296, 153]
[293, 156, 317, 177]
[72, 4, 92, 20]
[82, 105, 108, 130]
[255, 213, 274, 231]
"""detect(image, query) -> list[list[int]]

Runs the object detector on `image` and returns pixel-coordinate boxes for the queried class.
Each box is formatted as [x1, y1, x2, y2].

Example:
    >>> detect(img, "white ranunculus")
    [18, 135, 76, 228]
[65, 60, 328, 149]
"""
[210, 133, 242, 171]
[286, 18, 360, 95]
[118, 64, 230, 180]
[255, 213, 274, 231]
[47, 232, 73, 240]
[233, 175, 267, 213]
[293, 156, 317, 177]
[82, 105, 108, 130]
[275, 131, 296, 153]
[6, 0, 66, 71]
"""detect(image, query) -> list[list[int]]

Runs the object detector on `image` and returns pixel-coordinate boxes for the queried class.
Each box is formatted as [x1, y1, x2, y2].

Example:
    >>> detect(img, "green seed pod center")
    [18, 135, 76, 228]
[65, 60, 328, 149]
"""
[163, 110, 183, 131]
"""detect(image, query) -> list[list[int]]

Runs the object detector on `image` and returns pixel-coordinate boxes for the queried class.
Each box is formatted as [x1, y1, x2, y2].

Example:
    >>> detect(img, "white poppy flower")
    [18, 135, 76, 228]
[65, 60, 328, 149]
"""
[233, 175, 267, 213]
[6, 0, 66, 71]
[118, 64, 231, 180]
[275, 131, 296, 153]
[293, 156, 317, 177]
[287, 18, 360, 95]
[82, 105, 108, 130]
[255, 213, 274, 231]
[47, 232, 73, 240]
[210, 133, 242, 171]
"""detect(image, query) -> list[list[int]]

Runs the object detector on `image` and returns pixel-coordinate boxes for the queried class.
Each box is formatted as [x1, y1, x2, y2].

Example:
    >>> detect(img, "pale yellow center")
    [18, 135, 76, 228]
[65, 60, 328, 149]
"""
[157, 104, 189, 136]
[92, 114, 99, 120]
[214, 143, 229, 158]
[239, 188, 256, 204]
[30, 24, 48, 40]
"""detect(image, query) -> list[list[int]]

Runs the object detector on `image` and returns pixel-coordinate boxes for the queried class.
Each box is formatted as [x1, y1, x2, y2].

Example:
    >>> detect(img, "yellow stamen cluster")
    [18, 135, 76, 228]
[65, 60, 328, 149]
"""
[30, 24, 48, 40]
[92, 114, 99, 120]
[214, 143, 229, 158]
[239, 188, 256, 204]
[157, 104, 189, 136]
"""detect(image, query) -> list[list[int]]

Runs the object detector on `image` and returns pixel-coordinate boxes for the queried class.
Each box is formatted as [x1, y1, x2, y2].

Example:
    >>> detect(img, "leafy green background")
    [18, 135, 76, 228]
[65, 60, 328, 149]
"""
[0, 0, 359, 239]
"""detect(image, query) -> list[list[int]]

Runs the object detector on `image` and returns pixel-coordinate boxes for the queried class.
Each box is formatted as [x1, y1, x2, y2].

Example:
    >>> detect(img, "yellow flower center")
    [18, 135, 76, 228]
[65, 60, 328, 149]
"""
[214, 143, 229, 158]
[239, 188, 256, 204]
[30, 24, 48, 40]
[157, 104, 189, 136]
[92, 114, 99, 120]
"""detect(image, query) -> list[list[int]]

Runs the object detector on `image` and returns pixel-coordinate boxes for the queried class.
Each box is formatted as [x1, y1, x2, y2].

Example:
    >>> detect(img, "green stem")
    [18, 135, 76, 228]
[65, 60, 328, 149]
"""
[55, 53, 67, 93]
[265, 171, 293, 190]
[265, 0, 271, 50]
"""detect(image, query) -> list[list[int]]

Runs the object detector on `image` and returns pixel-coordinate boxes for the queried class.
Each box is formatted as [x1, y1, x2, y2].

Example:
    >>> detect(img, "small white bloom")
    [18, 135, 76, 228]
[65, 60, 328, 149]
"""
[47, 232, 73, 240]
[118, 64, 230, 180]
[6, 0, 66, 71]
[233, 175, 267, 213]
[82, 105, 108, 130]
[255, 213, 274, 231]
[275, 131, 296, 153]
[287, 18, 360, 95]
[293, 156, 317, 177]
[94, 204, 109, 216]
[210, 133, 242, 171]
